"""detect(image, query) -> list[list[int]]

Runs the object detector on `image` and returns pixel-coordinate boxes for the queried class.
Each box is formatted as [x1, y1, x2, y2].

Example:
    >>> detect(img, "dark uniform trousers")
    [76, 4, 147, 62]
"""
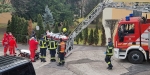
[40, 48, 47, 57]
[49, 49, 56, 60]
[59, 52, 65, 64]
[105, 55, 113, 68]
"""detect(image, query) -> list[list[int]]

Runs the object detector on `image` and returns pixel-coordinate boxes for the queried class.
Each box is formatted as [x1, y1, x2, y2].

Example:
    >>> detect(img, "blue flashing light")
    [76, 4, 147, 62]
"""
[126, 16, 130, 21]
[129, 13, 133, 17]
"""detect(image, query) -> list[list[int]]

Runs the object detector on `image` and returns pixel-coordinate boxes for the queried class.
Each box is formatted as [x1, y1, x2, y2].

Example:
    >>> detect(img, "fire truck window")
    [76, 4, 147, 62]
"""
[123, 24, 135, 34]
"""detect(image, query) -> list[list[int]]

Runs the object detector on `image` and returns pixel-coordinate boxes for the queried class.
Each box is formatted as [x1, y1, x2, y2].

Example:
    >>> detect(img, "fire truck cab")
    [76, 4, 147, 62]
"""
[114, 13, 150, 64]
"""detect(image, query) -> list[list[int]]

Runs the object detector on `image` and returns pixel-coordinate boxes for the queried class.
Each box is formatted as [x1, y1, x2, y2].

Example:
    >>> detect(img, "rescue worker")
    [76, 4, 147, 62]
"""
[48, 37, 57, 62]
[57, 38, 66, 66]
[2, 33, 9, 56]
[9, 37, 17, 56]
[62, 28, 68, 36]
[105, 38, 114, 70]
[39, 35, 47, 62]
[29, 37, 38, 62]
[8, 32, 14, 41]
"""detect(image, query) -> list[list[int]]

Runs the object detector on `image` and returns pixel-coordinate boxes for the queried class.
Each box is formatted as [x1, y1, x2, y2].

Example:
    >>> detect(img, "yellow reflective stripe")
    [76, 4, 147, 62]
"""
[51, 57, 55, 59]
[50, 41, 56, 49]
[40, 40, 47, 48]
[108, 47, 113, 49]
[107, 62, 111, 64]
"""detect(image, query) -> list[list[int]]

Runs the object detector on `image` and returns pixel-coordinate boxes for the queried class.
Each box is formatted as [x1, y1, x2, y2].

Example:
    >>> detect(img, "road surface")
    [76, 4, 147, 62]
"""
[0, 44, 150, 75]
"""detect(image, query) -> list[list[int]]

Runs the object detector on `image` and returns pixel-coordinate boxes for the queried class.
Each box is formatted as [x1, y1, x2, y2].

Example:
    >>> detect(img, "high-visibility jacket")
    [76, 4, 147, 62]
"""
[39, 39, 47, 48]
[58, 41, 66, 53]
[106, 46, 114, 56]
[44, 35, 49, 45]
[48, 40, 57, 50]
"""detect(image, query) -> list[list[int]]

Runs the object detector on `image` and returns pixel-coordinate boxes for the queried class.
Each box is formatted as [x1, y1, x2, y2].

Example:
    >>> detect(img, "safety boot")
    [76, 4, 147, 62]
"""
[40, 58, 43, 62]
[43, 58, 46, 62]
[57, 63, 62, 66]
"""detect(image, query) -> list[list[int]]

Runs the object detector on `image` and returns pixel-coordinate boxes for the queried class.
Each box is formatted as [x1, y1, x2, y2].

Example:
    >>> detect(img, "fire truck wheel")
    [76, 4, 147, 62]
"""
[128, 51, 144, 64]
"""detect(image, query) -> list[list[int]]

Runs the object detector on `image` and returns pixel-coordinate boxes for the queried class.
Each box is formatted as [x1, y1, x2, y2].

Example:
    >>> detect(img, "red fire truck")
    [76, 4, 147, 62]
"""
[114, 13, 150, 64]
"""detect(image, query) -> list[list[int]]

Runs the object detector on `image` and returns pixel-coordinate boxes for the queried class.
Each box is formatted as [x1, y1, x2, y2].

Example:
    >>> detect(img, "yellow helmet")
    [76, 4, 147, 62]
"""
[63, 28, 67, 32]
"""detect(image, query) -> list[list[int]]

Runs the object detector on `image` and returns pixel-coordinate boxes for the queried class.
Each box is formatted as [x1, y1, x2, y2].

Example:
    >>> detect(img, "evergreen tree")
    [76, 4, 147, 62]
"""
[21, 20, 28, 43]
[53, 23, 59, 33]
[9, 15, 16, 34]
[83, 27, 88, 45]
[88, 29, 94, 45]
[36, 14, 45, 39]
[46, 24, 51, 32]
[79, 32, 83, 42]
[43, 5, 54, 28]
[101, 24, 106, 46]
[75, 35, 80, 44]
[94, 28, 99, 46]
[6, 20, 11, 32]
[28, 19, 33, 37]
[94, 24, 99, 46]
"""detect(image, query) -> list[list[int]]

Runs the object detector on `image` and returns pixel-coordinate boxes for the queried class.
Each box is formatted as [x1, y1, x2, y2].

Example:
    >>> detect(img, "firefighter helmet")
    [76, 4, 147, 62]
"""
[63, 28, 67, 32]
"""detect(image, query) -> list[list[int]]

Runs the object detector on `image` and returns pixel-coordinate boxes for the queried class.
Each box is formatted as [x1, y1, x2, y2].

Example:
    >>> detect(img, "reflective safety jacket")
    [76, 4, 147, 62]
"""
[58, 41, 66, 53]
[39, 38, 47, 48]
[106, 41, 114, 56]
[44, 35, 49, 45]
[48, 40, 57, 50]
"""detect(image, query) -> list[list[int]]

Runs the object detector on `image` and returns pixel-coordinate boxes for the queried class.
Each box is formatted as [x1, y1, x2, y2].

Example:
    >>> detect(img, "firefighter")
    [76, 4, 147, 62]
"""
[57, 38, 66, 66]
[62, 28, 68, 36]
[39, 35, 47, 62]
[105, 38, 114, 70]
[29, 37, 38, 62]
[48, 37, 57, 62]
[2, 33, 9, 56]
[9, 37, 17, 56]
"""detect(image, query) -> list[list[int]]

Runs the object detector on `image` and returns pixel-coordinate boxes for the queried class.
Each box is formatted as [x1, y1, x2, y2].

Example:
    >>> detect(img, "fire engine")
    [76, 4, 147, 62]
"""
[114, 14, 150, 64]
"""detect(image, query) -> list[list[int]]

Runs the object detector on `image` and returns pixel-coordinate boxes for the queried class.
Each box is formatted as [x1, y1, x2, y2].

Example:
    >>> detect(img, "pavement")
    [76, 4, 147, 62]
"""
[0, 44, 150, 75]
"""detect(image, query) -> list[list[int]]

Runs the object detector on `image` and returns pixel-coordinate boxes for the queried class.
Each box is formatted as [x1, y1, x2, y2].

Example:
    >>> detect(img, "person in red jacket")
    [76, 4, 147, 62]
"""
[8, 32, 14, 41]
[2, 33, 9, 56]
[9, 37, 17, 56]
[29, 37, 38, 62]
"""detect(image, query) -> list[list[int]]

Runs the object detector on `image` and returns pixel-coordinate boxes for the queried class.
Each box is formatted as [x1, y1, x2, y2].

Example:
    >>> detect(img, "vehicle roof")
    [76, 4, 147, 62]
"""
[119, 17, 141, 23]
[0, 56, 30, 73]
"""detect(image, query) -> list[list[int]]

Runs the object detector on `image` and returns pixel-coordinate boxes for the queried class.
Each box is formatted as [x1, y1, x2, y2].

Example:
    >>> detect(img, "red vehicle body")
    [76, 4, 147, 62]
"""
[114, 14, 150, 64]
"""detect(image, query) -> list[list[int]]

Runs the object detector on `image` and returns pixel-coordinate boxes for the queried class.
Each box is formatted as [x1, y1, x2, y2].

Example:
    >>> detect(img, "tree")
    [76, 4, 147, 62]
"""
[53, 23, 59, 33]
[0, 3, 13, 13]
[28, 19, 33, 37]
[43, 5, 55, 29]
[101, 24, 106, 46]
[36, 14, 45, 39]
[83, 27, 88, 45]
[20, 18, 28, 43]
[79, 32, 83, 42]
[6, 20, 11, 32]
[88, 29, 94, 45]
[75, 34, 80, 44]
[11, 0, 74, 24]
[9, 15, 16, 34]
[94, 25, 99, 46]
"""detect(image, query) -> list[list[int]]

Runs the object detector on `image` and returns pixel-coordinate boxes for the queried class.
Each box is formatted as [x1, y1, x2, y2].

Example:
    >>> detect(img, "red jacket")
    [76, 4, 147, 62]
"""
[2, 33, 9, 46]
[29, 39, 38, 50]
[8, 35, 14, 42]
[9, 38, 17, 48]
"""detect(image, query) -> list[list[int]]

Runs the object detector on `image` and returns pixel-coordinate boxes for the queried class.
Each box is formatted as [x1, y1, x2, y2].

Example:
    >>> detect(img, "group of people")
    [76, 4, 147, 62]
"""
[29, 29, 67, 66]
[2, 32, 17, 56]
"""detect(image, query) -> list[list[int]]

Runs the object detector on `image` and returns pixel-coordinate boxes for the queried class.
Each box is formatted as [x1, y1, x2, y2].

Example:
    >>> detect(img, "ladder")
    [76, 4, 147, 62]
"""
[65, 1, 150, 57]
